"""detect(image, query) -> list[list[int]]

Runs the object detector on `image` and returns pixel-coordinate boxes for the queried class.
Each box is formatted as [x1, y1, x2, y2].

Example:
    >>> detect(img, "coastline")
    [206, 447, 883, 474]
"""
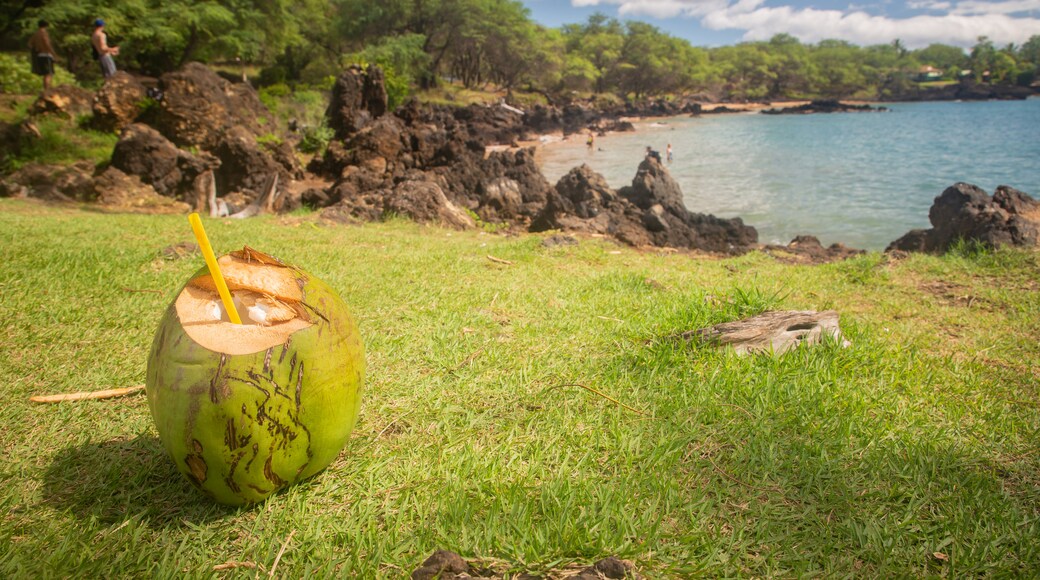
[520, 98, 1040, 250]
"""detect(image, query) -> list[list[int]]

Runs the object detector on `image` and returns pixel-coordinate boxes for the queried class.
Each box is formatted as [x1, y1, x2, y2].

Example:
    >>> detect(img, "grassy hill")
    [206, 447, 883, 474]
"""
[1, 200, 1038, 577]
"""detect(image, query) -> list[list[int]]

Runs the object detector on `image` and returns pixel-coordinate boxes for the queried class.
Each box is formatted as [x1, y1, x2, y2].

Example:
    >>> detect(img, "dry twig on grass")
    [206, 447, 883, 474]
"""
[30, 385, 145, 403]
[212, 562, 259, 572]
[486, 255, 513, 265]
[551, 383, 649, 417]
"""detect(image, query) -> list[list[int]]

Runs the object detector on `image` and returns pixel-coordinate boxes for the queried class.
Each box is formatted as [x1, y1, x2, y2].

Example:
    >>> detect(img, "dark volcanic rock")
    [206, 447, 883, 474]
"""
[327, 65, 389, 139]
[319, 171, 474, 229]
[887, 182, 1040, 253]
[92, 72, 149, 131]
[385, 178, 475, 229]
[93, 167, 191, 213]
[764, 235, 865, 263]
[453, 103, 526, 146]
[620, 159, 758, 252]
[551, 163, 617, 219]
[29, 85, 94, 119]
[0, 162, 95, 201]
[110, 123, 217, 200]
[761, 99, 888, 114]
[212, 125, 296, 202]
[533, 160, 758, 253]
[620, 157, 687, 215]
[153, 62, 266, 148]
[440, 147, 552, 222]
[410, 550, 469, 580]
[571, 557, 640, 579]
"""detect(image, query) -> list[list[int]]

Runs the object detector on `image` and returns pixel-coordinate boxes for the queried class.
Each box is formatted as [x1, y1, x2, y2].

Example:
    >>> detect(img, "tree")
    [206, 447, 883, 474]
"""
[766, 34, 813, 99]
[913, 43, 967, 78]
[24, 0, 328, 76]
[562, 14, 624, 94]
[969, 36, 997, 82]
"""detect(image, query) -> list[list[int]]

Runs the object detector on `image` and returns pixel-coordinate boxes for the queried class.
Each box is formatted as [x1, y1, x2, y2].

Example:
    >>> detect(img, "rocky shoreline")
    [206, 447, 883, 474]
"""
[2, 63, 1038, 259]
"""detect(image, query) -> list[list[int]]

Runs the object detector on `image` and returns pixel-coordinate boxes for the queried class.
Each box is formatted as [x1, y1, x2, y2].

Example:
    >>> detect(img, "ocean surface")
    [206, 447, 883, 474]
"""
[535, 98, 1040, 250]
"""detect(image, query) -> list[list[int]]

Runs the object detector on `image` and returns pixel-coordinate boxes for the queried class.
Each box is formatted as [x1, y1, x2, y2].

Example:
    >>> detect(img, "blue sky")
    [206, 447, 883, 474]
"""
[519, 0, 1040, 48]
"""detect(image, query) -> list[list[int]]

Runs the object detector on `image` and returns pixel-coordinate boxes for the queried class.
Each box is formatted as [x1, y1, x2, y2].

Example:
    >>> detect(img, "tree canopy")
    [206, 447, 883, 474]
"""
[10, 1, 1040, 101]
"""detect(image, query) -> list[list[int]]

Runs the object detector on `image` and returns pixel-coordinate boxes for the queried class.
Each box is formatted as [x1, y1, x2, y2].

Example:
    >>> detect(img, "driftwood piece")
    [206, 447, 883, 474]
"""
[229, 173, 280, 219]
[685, 310, 850, 355]
[198, 170, 226, 217]
[30, 385, 145, 403]
[203, 172, 281, 218]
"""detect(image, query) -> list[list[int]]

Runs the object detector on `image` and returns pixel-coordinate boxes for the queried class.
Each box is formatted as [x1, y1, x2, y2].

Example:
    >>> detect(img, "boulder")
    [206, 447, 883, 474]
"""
[326, 65, 388, 139]
[532, 161, 757, 253]
[887, 183, 1039, 253]
[410, 550, 469, 580]
[761, 100, 888, 114]
[571, 557, 640, 580]
[438, 147, 552, 222]
[153, 62, 266, 148]
[384, 179, 475, 229]
[764, 235, 865, 263]
[92, 167, 191, 213]
[620, 157, 686, 216]
[110, 123, 218, 199]
[212, 125, 293, 202]
[29, 86, 94, 119]
[91, 72, 148, 131]
[549, 163, 617, 219]
[620, 158, 757, 252]
[452, 103, 526, 146]
[362, 64, 389, 118]
[0, 162, 94, 201]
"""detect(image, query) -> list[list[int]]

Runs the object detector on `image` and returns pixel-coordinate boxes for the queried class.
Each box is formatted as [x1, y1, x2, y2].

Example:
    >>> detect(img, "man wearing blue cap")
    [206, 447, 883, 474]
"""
[91, 18, 119, 78]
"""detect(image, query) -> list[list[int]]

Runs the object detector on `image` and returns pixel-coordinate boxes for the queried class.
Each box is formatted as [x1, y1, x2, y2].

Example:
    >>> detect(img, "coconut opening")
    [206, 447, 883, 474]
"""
[175, 252, 313, 355]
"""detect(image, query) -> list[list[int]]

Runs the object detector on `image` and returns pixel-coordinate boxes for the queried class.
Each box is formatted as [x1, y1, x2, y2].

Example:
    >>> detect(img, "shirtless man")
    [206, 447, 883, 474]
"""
[91, 19, 119, 78]
[28, 20, 56, 91]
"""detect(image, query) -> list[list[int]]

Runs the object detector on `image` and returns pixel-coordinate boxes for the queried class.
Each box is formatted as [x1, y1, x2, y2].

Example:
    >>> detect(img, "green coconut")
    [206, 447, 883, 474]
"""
[145, 247, 364, 505]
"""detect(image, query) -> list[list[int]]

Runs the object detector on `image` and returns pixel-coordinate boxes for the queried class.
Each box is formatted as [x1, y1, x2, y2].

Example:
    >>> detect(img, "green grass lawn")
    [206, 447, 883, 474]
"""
[1, 200, 1038, 577]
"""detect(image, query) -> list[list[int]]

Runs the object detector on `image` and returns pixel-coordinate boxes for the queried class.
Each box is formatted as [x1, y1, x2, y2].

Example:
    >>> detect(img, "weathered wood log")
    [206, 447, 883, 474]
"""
[229, 173, 280, 219]
[685, 310, 850, 355]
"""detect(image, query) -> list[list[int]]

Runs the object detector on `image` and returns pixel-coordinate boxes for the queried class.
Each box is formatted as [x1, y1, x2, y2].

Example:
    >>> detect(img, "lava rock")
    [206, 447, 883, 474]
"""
[887, 183, 1039, 253]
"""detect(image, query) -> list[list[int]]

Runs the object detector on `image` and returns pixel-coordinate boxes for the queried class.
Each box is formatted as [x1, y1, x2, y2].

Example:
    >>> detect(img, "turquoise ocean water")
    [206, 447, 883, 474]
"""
[536, 98, 1040, 250]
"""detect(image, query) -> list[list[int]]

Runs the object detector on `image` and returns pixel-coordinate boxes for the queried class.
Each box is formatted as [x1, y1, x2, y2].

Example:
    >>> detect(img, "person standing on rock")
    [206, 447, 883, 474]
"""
[645, 145, 662, 163]
[28, 20, 56, 92]
[91, 18, 119, 78]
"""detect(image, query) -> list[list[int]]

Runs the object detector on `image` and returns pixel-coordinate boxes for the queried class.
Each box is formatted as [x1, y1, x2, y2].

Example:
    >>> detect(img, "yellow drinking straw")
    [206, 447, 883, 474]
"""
[188, 212, 243, 325]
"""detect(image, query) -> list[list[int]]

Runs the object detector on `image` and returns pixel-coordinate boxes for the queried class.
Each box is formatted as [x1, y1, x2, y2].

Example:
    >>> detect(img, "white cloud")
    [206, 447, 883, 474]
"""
[571, 0, 1040, 47]
[947, 0, 1040, 15]
[702, 4, 1040, 47]
[572, 0, 733, 18]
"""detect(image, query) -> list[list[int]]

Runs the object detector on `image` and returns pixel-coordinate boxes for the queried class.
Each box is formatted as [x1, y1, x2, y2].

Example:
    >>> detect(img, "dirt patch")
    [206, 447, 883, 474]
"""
[762, 235, 865, 264]
[918, 280, 992, 310]
[410, 550, 640, 579]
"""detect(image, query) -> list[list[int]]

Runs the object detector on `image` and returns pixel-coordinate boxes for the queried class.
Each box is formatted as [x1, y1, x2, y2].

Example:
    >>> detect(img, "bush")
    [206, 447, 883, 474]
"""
[2, 116, 118, 172]
[258, 82, 292, 110]
[297, 123, 333, 155]
[0, 53, 78, 95]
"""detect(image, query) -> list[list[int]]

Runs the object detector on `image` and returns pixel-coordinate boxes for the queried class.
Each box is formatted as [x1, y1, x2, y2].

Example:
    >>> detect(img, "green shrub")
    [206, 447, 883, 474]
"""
[257, 65, 287, 87]
[3, 116, 117, 171]
[0, 53, 78, 95]
[256, 132, 283, 146]
[258, 82, 292, 110]
[297, 123, 333, 155]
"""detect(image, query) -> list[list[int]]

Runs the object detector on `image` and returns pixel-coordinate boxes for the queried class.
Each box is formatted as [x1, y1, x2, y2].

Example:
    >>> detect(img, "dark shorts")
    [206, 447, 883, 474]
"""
[32, 53, 54, 76]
